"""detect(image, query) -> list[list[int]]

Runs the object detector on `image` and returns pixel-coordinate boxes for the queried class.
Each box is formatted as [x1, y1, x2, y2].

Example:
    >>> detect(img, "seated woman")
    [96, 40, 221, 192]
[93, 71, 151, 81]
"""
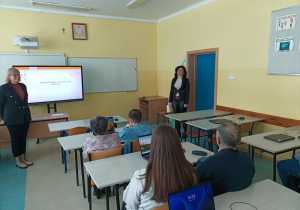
[123, 125, 198, 209]
[83, 115, 121, 160]
[83, 115, 121, 199]
[277, 153, 300, 192]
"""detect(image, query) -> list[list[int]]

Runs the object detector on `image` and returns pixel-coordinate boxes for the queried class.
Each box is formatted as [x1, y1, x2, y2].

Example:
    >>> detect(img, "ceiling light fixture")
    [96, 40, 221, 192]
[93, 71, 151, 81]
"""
[126, 0, 148, 9]
[31, 0, 91, 12]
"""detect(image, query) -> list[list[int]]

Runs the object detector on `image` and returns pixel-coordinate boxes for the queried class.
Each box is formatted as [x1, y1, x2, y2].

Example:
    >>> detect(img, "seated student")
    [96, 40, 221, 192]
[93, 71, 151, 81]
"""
[83, 115, 121, 160]
[277, 153, 300, 192]
[119, 109, 152, 154]
[195, 122, 255, 196]
[83, 115, 121, 199]
[123, 125, 198, 210]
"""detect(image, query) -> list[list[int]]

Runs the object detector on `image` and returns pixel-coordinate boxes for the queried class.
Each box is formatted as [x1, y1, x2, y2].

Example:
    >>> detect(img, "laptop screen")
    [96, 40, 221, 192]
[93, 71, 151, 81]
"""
[138, 134, 152, 156]
[168, 182, 215, 210]
[106, 117, 115, 134]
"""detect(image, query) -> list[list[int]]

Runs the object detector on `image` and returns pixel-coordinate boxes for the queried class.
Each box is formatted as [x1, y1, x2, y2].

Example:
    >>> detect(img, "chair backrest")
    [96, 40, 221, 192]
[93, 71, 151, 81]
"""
[241, 123, 254, 134]
[130, 141, 140, 153]
[66, 127, 88, 136]
[152, 204, 169, 210]
[88, 147, 123, 161]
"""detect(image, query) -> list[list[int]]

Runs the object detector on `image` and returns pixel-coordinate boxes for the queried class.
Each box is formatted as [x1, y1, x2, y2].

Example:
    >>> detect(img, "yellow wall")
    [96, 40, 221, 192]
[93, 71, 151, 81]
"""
[0, 9, 157, 120]
[157, 0, 300, 124]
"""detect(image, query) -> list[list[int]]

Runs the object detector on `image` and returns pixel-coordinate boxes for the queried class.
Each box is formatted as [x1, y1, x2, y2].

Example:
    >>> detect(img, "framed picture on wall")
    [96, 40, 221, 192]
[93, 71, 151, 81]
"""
[72, 23, 88, 40]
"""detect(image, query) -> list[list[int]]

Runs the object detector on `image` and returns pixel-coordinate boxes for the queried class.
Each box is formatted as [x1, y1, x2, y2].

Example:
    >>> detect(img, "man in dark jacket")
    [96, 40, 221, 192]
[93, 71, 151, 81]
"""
[195, 122, 255, 196]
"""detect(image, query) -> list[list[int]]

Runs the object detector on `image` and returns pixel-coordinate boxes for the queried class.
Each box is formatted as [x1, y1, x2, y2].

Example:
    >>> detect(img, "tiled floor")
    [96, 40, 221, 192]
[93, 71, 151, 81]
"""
[0, 120, 285, 210]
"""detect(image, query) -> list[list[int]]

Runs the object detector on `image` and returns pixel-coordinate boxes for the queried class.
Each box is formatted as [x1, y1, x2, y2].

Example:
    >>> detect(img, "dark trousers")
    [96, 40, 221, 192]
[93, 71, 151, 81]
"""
[6, 123, 30, 157]
[172, 98, 187, 136]
[277, 158, 300, 192]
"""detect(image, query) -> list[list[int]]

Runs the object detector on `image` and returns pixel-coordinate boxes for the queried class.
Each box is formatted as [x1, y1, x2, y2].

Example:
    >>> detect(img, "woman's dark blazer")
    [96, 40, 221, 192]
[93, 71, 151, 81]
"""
[169, 77, 190, 105]
[0, 82, 31, 125]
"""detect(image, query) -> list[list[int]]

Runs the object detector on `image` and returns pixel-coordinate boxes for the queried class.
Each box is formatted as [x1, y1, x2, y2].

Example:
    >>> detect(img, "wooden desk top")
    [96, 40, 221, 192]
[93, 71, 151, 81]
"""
[139, 96, 167, 101]
[214, 179, 300, 209]
[0, 113, 69, 125]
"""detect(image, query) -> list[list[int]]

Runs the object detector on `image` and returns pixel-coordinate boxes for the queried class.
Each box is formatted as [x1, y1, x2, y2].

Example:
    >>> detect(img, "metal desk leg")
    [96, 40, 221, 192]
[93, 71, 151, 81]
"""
[273, 154, 277, 182]
[63, 150, 67, 173]
[105, 187, 110, 210]
[115, 184, 120, 210]
[190, 126, 193, 143]
[252, 147, 255, 160]
[197, 129, 200, 146]
[75, 149, 79, 186]
[208, 131, 213, 152]
[79, 148, 86, 198]
[183, 121, 187, 142]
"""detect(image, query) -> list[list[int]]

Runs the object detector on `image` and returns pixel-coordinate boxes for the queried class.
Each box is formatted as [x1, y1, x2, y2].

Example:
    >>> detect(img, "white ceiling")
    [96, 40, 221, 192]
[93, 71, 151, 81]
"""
[0, 0, 214, 23]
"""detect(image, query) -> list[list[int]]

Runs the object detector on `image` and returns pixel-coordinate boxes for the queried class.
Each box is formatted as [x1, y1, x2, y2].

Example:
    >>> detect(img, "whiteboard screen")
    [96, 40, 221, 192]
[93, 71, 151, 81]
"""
[68, 57, 137, 93]
[0, 53, 66, 86]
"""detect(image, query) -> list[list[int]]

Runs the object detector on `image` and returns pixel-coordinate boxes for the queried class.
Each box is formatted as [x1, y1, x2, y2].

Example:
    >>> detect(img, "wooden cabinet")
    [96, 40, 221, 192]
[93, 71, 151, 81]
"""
[0, 113, 68, 149]
[139, 96, 168, 125]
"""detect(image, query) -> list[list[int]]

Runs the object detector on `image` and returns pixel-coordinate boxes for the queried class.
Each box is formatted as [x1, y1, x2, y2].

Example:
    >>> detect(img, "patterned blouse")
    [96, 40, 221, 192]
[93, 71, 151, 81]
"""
[83, 133, 121, 160]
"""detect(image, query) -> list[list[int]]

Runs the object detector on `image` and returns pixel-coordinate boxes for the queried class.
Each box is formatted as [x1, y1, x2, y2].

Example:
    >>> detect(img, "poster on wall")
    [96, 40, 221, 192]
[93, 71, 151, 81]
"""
[276, 14, 296, 31]
[275, 37, 295, 51]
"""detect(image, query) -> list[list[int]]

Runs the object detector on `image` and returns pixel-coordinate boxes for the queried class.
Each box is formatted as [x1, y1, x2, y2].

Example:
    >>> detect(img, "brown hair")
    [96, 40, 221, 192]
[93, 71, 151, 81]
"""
[141, 125, 198, 203]
[5, 68, 20, 83]
[128, 109, 142, 123]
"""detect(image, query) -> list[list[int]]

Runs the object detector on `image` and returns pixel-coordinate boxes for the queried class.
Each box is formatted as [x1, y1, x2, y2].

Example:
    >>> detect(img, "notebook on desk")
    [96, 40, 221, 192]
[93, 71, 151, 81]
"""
[264, 134, 295, 142]
[209, 119, 232, 124]
[168, 181, 215, 210]
[138, 134, 152, 161]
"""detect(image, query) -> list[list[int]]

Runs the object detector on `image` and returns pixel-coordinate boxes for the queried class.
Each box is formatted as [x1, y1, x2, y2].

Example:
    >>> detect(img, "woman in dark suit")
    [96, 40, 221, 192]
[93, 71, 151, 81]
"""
[0, 68, 33, 169]
[168, 65, 190, 136]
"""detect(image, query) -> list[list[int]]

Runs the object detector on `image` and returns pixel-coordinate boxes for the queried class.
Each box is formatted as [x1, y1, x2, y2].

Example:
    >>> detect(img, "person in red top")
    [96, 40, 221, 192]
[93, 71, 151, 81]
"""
[0, 68, 33, 169]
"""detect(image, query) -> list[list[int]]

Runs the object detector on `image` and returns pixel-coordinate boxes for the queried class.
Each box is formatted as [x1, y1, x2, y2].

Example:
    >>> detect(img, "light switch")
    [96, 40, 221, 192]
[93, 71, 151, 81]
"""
[229, 76, 236, 80]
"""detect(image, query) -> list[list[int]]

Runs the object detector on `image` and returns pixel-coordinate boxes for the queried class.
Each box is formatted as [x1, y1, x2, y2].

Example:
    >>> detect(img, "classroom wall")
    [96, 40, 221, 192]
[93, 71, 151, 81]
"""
[0, 9, 158, 120]
[157, 0, 300, 126]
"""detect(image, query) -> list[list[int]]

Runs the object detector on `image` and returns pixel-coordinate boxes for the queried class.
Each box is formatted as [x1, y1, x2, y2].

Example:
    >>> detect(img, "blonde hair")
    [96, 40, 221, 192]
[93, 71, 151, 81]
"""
[5, 68, 20, 83]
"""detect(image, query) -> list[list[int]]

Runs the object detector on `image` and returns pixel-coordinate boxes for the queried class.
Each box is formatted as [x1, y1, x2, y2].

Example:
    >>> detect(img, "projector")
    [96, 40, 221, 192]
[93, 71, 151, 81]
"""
[19, 36, 39, 49]
[20, 41, 39, 49]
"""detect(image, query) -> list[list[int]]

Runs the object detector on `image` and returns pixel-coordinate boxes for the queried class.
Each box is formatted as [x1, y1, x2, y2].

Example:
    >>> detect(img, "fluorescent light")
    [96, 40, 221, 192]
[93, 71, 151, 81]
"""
[126, 0, 148, 9]
[32, 1, 91, 12]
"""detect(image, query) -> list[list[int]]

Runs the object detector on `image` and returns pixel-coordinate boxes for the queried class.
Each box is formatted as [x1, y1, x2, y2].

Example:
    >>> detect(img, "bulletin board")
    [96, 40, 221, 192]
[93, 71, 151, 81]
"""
[267, 5, 300, 75]
[68, 57, 137, 93]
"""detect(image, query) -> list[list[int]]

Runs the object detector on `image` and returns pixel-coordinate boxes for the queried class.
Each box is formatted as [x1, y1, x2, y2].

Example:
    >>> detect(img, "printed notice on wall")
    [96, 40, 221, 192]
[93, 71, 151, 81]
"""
[277, 14, 296, 31]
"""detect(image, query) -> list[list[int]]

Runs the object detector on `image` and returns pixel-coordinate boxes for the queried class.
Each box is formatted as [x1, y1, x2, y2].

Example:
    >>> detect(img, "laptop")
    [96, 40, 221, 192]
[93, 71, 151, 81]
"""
[264, 133, 295, 142]
[209, 119, 232, 124]
[168, 182, 215, 210]
[106, 117, 115, 134]
[138, 134, 152, 161]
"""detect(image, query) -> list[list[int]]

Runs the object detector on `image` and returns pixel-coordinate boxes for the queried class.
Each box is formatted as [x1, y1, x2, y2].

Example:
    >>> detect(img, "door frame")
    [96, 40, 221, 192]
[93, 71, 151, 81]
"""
[186, 48, 219, 111]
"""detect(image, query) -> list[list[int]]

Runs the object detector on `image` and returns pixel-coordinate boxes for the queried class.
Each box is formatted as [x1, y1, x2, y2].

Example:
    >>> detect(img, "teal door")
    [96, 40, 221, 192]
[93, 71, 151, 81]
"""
[196, 53, 216, 111]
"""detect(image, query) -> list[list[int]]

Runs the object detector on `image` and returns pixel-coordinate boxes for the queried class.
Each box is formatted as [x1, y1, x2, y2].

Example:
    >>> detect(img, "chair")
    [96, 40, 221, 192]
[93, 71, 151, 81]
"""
[203, 135, 218, 151]
[130, 141, 140, 153]
[181, 128, 208, 146]
[239, 123, 254, 153]
[87, 147, 123, 210]
[63, 127, 88, 173]
[152, 204, 169, 210]
[287, 174, 300, 193]
[157, 111, 173, 125]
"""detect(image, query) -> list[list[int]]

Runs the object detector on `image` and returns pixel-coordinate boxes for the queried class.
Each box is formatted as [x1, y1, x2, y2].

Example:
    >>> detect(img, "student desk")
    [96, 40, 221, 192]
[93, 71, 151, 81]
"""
[241, 126, 300, 181]
[48, 115, 127, 133]
[186, 114, 263, 151]
[0, 113, 69, 149]
[214, 179, 300, 209]
[84, 142, 214, 210]
[48, 116, 127, 172]
[57, 128, 123, 198]
[165, 109, 232, 141]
